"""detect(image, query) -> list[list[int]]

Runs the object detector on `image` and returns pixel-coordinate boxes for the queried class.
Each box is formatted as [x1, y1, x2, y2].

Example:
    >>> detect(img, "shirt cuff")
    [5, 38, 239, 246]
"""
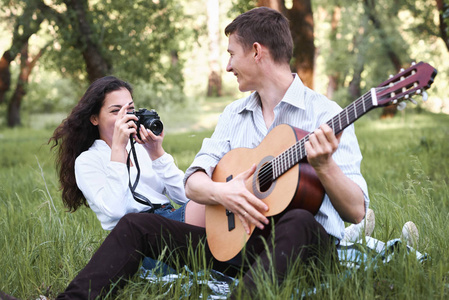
[151, 152, 173, 167]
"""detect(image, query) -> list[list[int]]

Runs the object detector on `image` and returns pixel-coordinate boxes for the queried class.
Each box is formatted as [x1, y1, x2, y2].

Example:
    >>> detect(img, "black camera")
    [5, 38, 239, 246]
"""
[128, 108, 163, 138]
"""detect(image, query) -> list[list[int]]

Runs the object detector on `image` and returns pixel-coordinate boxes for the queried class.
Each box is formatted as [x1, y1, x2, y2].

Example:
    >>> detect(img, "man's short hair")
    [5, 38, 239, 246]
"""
[225, 7, 293, 64]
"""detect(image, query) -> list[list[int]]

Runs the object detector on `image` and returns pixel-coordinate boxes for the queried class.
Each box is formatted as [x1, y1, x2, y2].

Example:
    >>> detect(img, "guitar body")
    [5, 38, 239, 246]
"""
[207, 124, 325, 262]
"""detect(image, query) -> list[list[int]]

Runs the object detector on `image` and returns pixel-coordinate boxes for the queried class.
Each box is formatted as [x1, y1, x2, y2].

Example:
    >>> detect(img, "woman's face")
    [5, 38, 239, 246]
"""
[90, 88, 134, 147]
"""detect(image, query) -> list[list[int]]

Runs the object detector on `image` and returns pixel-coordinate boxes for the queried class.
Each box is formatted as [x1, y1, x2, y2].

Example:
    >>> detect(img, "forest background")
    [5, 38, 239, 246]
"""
[1, 0, 449, 299]
[1, 0, 449, 128]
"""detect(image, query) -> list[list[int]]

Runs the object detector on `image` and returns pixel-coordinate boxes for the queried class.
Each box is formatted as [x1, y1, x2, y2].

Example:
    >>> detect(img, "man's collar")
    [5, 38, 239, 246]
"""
[238, 92, 260, 114]
[281, 74, 305, 110]
[238, 74, 305, 114]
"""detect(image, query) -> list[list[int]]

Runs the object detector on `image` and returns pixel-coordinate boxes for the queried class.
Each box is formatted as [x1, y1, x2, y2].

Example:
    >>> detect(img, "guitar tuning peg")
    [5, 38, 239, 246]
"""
[389, 74, 394, 78]
[422, 91, 428, 102]
[397, 102, 407, 110]
[411, 62, 416, 66]
[410, 98, 418, 105]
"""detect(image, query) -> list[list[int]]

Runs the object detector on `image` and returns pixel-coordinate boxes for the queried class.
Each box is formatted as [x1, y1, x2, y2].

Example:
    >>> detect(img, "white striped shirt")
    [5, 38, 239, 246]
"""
[185, 74, 369, 240]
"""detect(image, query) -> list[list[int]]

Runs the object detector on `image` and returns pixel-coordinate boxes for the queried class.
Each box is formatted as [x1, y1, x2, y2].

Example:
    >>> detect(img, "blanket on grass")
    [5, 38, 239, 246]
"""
[139, 236, 428, 299]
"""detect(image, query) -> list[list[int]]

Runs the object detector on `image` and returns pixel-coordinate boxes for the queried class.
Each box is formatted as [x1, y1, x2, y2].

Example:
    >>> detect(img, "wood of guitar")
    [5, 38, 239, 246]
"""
[207, 124, 325, 261]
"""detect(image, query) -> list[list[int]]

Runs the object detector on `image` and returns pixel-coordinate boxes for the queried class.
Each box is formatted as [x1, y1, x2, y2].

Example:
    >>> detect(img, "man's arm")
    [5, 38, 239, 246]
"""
[305, 124, 366, 224]
[185, 168, 269, 234]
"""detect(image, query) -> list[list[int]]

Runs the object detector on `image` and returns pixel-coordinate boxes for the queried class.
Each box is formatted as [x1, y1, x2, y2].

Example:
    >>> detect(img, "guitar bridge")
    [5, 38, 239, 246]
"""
[226, 175, 235, 231]
[226, 209, 235, 231]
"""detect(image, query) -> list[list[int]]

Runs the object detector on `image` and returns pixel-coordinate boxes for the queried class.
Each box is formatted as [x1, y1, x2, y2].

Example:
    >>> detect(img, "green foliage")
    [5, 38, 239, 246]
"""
[442, 2, 449, 40]
[44, 0, 195, 86]
[23, 72, 84, 114]
[227, 0, 257, 18]
[1, 110, 448, 299]
[315, 0, 449, 108]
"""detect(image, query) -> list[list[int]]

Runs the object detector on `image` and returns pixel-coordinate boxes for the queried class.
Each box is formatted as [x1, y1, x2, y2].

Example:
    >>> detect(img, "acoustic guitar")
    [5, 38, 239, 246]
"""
[206, 62, 437, 262]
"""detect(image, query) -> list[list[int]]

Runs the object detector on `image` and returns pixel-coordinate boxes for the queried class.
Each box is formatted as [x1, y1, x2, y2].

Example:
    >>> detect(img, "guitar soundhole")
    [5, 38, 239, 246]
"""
[258, 162, 273, 192]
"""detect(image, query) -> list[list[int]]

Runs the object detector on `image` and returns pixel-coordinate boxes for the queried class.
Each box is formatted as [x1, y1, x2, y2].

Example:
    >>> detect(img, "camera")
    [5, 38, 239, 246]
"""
[128, 108, 163, 138]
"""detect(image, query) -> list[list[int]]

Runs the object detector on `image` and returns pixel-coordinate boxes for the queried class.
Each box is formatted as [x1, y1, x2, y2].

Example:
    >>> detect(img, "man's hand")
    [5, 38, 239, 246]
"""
[215, 164, 269, 234]
[304, 123, 365, 224]
[185, 166, 269, 234]
[305, 124, 342, 173]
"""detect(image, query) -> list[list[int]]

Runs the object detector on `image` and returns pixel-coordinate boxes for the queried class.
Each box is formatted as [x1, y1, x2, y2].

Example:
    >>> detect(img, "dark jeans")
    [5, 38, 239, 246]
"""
[57, 209, 334, 299]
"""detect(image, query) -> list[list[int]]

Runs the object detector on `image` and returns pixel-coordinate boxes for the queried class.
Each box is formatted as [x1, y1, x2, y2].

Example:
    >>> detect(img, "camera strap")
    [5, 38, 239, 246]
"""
[127, 137, 155, 211]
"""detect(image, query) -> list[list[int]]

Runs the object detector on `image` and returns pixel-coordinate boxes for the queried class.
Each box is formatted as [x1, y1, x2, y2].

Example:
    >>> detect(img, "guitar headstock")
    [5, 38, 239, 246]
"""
[375, 62, 437, 107]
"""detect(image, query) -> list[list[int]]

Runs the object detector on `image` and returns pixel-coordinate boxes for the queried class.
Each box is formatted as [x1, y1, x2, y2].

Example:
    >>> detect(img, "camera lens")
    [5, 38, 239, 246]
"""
[145, 119, 163, 136]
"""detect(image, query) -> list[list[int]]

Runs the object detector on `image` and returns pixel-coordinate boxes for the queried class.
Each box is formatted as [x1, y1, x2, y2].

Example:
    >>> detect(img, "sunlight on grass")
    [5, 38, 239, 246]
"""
[0, 110, 448, 299]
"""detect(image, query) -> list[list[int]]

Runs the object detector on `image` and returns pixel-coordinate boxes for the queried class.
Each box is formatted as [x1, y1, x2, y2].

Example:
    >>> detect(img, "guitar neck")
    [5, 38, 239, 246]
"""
[271, 88, 380, 180]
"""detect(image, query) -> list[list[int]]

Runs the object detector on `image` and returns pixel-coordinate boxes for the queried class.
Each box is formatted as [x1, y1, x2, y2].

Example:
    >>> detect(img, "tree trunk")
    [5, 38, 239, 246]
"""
[0, 2, 46, 104]
[258, 0, 287, 15]
[348, 17, 369, 101]
[437, 0, 449, 51]
[363, 0, 402, 71]
[0, 51, 13, 105]
[8, 44, 30, 127]
[326, 7, 341, 100]
[348, 59, 364, 101]
[64, 0, 110, 83]
[257, 0, 315, 89]
[288, 0, 315, 89]
[363, 0, 403, 118]
[7, 42, 46, 127]
[207, 0, 222, 97]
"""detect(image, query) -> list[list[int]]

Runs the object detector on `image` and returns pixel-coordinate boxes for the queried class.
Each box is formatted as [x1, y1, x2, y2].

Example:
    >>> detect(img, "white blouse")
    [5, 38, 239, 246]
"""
[75, 139, 189, 230]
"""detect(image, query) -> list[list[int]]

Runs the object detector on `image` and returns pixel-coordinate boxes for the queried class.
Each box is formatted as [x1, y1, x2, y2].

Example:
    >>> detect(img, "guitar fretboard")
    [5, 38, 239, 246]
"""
[269, 88, 380, 181]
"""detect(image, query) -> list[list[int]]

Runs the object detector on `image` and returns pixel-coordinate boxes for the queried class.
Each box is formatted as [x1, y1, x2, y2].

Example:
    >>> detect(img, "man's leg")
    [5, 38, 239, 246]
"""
[56, 213, 208, 299]
[240, 209, 335, 292]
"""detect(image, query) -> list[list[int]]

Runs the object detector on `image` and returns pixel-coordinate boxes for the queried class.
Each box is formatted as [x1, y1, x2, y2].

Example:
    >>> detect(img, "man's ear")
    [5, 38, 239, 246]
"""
[90, 115, 99, 126]
[253, 42, 263, 61]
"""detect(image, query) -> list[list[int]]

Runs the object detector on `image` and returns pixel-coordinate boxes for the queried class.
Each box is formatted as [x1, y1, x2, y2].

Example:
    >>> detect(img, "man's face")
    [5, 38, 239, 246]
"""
[226, 34, 257, 92]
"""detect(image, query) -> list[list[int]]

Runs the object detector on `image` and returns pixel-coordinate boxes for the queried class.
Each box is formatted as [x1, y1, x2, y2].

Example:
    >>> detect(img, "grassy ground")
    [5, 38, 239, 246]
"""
[0, 102, 448, 299]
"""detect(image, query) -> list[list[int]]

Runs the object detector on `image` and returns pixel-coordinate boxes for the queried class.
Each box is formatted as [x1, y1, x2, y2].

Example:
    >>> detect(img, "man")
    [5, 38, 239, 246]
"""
[55, 7, 368, 299]
[184, 6, 368, 290]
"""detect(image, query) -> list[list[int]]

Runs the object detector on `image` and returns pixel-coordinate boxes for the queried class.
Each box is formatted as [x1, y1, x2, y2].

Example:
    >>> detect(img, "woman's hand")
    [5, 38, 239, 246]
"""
[110, 103, 137, 163]
[135, 125, 165, 160]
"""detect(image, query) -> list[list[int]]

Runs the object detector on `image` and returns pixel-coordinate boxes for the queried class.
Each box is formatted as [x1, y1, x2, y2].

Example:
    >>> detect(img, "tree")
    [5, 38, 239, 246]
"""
[207, 0, 222, 97]
[230, 0, 315, 88]
[1, 0, 194, 127]
[7, 41, 48, 126]
[0, 1, 47, 106]
[326, 6, 341, 100]
[0, 1, 51, 126]
[62, 0, 111, 83]
[257, 0, 315, 88]
[437, 0, 449, 51]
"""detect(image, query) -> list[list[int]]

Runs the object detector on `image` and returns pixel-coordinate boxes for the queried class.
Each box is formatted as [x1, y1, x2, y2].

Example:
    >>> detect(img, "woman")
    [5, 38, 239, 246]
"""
[50, 76, 205, 230]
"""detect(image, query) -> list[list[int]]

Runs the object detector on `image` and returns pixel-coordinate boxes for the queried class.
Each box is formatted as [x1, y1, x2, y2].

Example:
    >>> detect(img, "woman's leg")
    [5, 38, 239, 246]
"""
[57, 213, 207, 299]
[185, 200, 206, 227]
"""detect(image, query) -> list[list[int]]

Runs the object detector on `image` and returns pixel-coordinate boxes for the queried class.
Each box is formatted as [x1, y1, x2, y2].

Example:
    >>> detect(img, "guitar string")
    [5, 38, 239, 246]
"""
[259, 70, 427, 187]
[257, 85, 391, 188]
[255, 88, 387, 189]
[256, 94, 370, 188]
[257, 94, 368, 186]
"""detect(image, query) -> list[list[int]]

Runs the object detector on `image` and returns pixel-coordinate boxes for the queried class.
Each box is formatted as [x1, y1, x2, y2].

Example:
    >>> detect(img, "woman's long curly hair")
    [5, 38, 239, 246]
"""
[49, 76, 133, 212]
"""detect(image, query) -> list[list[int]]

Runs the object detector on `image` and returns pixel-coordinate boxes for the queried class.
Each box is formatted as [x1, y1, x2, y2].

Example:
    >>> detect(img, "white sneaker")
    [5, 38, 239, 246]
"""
[401, 221, 419, 248]
[364, 208, 375, 237]
[342, 208, 375, 243]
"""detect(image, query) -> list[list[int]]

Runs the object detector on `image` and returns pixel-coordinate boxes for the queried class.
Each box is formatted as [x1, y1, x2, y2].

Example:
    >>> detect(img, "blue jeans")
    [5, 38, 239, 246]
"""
[153, 202, 186, 223]
[141, 201, 188, 273]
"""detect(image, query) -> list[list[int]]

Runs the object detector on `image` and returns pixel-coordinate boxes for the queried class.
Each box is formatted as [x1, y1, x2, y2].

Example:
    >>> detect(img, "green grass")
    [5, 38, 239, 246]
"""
[0, 108, 448, 299]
